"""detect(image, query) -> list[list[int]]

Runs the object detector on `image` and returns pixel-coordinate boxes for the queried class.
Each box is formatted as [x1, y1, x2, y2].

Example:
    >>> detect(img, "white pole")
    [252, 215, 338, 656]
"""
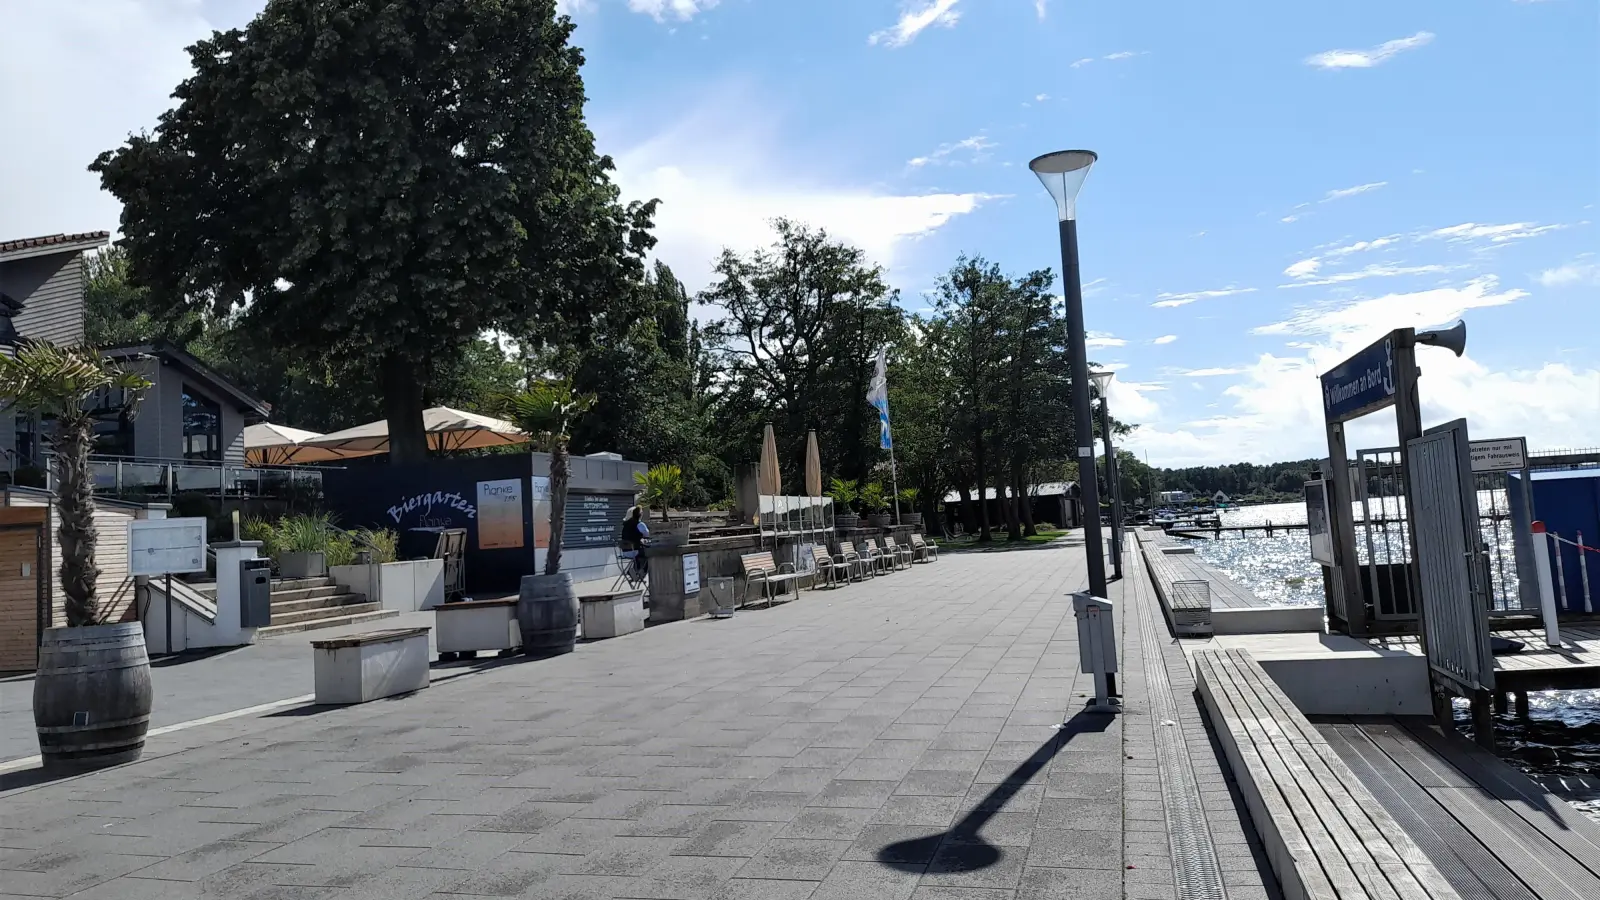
[1580, 531, 1593, 615]
[1532, 521, 1561, 648]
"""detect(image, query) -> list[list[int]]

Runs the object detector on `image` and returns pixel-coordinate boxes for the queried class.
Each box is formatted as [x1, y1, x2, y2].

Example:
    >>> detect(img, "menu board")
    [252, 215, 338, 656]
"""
[562, 492, 635, 549]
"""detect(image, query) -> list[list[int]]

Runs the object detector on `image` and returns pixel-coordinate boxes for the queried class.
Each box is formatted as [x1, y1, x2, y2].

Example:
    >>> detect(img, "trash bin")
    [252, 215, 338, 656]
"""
[240, 558, 272, 628]
[707, 577, 737, 619]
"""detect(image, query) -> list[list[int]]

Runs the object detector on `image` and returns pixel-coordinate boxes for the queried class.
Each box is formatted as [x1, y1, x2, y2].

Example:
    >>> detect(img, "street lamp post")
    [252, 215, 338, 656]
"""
[1030, 149, 1106, 599]
[1090, 370, 1123, 580]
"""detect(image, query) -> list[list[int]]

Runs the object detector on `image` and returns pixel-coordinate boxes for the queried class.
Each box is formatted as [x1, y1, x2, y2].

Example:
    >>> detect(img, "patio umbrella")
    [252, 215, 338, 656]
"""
[243, 423, 385, 465]
[805, 430, 822, 497]
[298, 406, 529, 456]
[758, 424, 781, 496]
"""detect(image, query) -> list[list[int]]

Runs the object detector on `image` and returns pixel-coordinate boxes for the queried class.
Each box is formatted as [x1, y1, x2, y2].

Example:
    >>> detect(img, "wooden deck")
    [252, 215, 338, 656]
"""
[1364, 627, 1600, 692]
[1134, 527, 1274, 610]
[1319, 716, 1600, 900]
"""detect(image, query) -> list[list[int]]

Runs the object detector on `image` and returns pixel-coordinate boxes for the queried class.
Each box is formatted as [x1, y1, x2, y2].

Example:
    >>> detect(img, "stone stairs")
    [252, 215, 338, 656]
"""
[192, 576, 397, 637]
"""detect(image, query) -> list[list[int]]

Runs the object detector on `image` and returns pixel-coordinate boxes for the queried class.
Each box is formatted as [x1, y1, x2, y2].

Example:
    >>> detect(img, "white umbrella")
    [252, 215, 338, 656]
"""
[243, 422, 384, 465]
[297, 406, 529, 456]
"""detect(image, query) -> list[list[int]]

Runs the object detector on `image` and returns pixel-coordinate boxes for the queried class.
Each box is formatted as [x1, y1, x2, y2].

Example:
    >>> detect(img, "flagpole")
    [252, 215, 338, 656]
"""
[887, 410, 901, 527]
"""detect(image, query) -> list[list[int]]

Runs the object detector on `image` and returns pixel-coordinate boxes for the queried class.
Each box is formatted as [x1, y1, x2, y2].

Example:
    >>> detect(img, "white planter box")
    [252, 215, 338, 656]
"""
[311, 627, 431, 704]
[330, 559, 446, 612]
[435, 598, 521, 656]
[580, 589, 646, 640]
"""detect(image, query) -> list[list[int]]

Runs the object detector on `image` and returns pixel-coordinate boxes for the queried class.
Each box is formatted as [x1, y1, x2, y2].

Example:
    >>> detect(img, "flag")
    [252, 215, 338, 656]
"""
[866, 346, 892, 450]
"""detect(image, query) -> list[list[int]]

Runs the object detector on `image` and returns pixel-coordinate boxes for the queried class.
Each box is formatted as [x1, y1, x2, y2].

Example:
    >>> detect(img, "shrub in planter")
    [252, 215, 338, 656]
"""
[274, 513, 333, 578]
[0, 342, 154, 771]
[828, 478, 861, 530]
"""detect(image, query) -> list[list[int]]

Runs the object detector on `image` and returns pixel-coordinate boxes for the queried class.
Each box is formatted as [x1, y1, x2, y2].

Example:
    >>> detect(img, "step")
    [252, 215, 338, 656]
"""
[273, 576, 337, 591]
[255, 608, 399, 638]
[265, 600, 383, 627]
[269, 584, 348, 604]
[270, 592, 369, 615]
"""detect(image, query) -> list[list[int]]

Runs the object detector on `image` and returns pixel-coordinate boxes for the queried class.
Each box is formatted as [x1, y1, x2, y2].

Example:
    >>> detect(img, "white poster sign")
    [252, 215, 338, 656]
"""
[1470, 437, 1528, 473]
[128, 518, 208, 576]
[530, 475, 551, 500]
[476, 478, 526, 550]
[682, 553, 701, 594]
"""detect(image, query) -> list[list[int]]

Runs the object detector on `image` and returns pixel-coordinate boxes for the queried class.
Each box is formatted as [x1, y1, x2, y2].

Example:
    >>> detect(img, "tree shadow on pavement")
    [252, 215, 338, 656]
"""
[877, 705, 1115, 873]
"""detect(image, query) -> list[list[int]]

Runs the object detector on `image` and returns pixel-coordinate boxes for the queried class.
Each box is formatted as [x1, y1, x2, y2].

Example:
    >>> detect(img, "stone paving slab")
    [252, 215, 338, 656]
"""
[2, 536, 1278, 899]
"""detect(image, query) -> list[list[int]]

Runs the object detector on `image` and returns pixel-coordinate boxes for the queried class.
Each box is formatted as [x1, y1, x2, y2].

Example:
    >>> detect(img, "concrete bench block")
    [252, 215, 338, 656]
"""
[311, 627, 431, 704]
[581, 589, 646, 640]
[435, 598, 520, 656]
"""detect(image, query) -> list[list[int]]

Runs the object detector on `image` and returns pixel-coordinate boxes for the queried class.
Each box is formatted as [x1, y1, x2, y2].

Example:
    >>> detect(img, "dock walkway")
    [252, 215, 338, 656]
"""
[1133, 528, 1271, 611]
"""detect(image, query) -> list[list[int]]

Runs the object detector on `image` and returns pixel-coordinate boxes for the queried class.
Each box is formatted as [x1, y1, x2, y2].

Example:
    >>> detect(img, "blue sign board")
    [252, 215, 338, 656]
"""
[1321, 334, 1396, 422]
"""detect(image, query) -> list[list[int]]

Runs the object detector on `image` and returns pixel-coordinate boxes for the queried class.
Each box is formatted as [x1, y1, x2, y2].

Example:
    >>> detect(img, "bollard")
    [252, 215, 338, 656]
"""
[1580, 531, 1593, 615]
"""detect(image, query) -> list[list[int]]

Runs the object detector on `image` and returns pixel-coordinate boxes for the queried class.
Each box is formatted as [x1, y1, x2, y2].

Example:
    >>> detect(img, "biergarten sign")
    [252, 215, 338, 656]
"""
[1321, 334, 1397, 423]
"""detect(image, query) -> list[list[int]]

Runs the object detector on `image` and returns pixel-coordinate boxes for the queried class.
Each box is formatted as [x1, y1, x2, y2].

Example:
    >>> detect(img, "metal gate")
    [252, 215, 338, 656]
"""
[1356, 448, 1417, 621]
[1405, 419, 1495, 697]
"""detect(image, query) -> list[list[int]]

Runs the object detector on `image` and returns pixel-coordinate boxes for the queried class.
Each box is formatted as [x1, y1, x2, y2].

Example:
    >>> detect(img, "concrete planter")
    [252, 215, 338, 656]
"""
[278, 551, 326, 579]
[580, 589, 646, 639]
[434, 598, 520, 659]
[650, 521, 692, 548]
[834, 514, 860, 531]
[330, 559, 445, 612]
[310, 627, 431, 704]
[866, 514, 892, 528]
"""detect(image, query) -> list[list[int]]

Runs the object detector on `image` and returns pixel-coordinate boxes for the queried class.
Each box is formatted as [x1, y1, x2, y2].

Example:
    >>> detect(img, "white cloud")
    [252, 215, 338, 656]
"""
[1070, 57, 1095, 68]
[1322, 181, 1387, 202]
[1306, 32, 1435, 69]
[604, 96, 991, 292]
[1086, 332, 1127, 349]
[1281, 215, 1301, 224]
[907, 135, 996, 168]
[1327, 234, 1402, 256]
[1034, 93, 1050, 102]
[1284, 258, 1321, 279]
[1071, 51, 1144, 68]
[1152, 286, 1257, 309]
[1130, 277, 1600, 465]
[1104, 51, 1140, 60]
[0, 0, 219, 240]
[627, 0, 721, 21]
[1423, 221, 1567, 244]
[1035, 0, 1050, 20]
[1181, 367, 1245, 377]
[870, 0, 962, 48]
[1279, 263, 1455, 289]
[1152, 335, 1178, 345]
[1538, 261, 1600, 287]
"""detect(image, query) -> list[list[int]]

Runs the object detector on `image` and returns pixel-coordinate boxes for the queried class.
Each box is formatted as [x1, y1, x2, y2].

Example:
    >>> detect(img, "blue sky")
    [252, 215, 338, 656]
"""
[4, 0, 1596, 465]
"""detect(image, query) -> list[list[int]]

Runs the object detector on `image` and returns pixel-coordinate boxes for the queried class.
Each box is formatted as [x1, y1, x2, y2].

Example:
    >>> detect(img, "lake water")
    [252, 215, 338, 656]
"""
[1170, 500, 1600, 819]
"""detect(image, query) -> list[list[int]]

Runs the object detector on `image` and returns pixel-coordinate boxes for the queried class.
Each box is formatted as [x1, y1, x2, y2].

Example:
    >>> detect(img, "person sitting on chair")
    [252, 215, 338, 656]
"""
[619, 505, 650, 581]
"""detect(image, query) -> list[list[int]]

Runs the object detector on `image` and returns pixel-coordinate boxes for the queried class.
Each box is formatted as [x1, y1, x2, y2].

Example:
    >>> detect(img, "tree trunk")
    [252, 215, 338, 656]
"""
[54, 415, 101, 626]
[382, 352, 428, 466]
[1015, 463, 1036, 536]
[956, 485, 973, 536]
[973, 427, 992, 542]
[999, 472, 1020, 541]
[545, 440, 569, 575]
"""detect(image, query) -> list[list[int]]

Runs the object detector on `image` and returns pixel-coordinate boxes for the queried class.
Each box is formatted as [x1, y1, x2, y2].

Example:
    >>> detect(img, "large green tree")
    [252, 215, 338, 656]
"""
[92, 0, 654, 464]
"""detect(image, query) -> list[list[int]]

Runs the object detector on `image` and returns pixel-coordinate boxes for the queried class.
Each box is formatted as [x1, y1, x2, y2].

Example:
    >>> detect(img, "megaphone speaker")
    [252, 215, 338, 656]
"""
[1416, 319, 1467, 357]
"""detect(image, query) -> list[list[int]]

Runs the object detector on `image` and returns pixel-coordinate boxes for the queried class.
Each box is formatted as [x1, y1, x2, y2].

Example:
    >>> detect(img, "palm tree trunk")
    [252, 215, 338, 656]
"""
[545, 441, 569, 576]
[55, 414, 101, 626]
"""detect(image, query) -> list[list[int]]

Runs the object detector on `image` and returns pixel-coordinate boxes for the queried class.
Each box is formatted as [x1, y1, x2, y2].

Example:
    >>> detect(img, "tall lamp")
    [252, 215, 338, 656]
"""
[1089, 370, 1123, 580]
[1030, 149, 1106, 598]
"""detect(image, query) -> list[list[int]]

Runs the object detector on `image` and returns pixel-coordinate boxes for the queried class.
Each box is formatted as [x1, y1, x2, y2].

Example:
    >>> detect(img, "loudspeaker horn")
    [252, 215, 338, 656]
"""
[1415, 319, 1467, 357]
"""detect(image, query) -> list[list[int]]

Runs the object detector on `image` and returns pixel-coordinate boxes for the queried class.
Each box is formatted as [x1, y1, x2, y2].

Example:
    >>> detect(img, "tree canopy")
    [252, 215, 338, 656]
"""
[92, 0, 654, 464]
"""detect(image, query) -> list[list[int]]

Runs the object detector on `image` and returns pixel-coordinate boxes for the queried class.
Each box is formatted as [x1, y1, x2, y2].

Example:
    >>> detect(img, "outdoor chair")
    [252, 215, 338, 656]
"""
[834, 542, 867, 581]
[859, 539, 892, 575]
[881, 536, 913, 570]
[910, 533, 938, 563]
[810, 545, 850, 589]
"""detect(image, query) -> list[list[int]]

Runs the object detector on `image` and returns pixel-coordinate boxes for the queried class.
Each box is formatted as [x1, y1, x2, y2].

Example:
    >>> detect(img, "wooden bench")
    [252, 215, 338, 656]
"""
[1143, 546, 1212, 636]
[739, 551, 802, 607]
[1196, 649, 1461, 900]
[909, 533, 937, 563]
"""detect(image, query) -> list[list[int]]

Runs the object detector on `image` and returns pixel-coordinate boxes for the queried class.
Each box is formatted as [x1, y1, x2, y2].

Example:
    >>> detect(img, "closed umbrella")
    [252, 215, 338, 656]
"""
[758, 424, 781, 496]
[804, 431, 822, 498]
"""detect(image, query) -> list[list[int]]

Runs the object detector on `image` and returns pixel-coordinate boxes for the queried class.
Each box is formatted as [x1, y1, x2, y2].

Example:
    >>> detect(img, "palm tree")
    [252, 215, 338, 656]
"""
[0, 342, 149, 625]
[501, 380, 596, 576]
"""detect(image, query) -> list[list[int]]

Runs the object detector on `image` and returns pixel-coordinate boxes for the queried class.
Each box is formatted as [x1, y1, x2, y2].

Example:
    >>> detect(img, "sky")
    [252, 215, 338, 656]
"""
[2, 0, 1597, 468]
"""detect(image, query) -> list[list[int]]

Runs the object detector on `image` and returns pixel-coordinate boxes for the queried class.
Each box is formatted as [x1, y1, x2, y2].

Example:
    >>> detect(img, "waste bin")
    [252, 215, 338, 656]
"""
[707, 577, 737, 619]
[240, 558, 272, 628]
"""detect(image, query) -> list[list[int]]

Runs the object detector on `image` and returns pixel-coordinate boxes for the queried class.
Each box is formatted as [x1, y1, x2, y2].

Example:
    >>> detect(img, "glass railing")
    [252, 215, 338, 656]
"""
[43, 455, 333, 502]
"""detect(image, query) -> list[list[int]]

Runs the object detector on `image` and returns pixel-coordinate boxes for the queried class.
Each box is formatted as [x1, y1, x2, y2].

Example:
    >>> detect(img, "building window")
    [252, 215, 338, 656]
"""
[182, 385, 222, 461]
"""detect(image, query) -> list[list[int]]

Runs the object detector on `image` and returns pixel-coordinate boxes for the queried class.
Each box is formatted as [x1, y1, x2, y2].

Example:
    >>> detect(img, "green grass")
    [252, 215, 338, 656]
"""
[932, 527, 1071, 551]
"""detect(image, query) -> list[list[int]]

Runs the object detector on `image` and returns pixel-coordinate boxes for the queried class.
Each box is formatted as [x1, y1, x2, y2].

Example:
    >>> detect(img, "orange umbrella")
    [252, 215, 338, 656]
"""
[805, 431, 822, 497]
[759, 424, 782, 496]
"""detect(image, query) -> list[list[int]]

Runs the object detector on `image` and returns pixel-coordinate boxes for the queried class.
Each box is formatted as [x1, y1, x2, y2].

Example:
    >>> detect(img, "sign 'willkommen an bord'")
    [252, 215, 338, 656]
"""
[1320, 334, 1397, 423]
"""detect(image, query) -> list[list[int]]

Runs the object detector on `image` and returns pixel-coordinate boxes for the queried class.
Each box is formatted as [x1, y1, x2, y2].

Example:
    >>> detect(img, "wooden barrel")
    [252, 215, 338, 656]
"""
[33, 622, 153, 772]
[516, 573, 579, 656]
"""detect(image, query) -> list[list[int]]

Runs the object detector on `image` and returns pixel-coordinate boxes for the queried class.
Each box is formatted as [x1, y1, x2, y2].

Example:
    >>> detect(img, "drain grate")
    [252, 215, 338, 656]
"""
[1133, 576, 1228, 900]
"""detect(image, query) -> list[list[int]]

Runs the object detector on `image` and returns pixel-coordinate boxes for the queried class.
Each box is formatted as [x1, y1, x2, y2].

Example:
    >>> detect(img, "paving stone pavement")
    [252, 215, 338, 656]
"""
[1, 537, 1278, 899]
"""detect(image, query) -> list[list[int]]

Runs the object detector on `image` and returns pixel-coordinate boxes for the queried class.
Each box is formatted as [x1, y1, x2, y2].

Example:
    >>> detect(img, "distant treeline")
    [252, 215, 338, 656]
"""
[1151, 459, 1322, 500]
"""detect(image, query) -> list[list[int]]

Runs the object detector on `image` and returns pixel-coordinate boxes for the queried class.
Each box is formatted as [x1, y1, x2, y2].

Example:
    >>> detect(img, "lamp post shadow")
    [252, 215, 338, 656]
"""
[876, 705, 1115, 873]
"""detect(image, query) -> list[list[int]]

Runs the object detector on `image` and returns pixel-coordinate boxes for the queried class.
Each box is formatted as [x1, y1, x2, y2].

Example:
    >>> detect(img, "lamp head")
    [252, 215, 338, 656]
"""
[1029, 150, 1098, 222]
[1088, 369, 1114, 395]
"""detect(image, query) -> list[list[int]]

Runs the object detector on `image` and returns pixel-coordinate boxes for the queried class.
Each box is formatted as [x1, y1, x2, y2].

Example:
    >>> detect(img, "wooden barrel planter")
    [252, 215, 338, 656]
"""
[33, 622, 153, 772]
[517, 573, 579, 657]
